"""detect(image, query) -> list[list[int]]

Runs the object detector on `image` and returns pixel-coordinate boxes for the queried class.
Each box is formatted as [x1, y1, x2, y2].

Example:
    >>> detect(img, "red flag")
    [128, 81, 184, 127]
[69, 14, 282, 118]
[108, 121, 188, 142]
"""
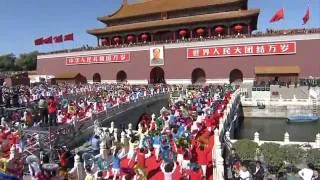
[43, 36, 53, 44]
[270, 8, 285, 23]
[303, 7, 310, 25]
[53, 35, 63, 43]
[34, 37, 43, 46]
[64, 33, 74, 41]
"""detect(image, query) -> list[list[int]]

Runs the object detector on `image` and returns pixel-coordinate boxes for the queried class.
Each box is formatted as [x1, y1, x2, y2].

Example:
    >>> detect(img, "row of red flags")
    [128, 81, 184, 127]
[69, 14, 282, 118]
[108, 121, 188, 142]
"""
[270, 7, 310, 24]
[34, 33, 74, 46]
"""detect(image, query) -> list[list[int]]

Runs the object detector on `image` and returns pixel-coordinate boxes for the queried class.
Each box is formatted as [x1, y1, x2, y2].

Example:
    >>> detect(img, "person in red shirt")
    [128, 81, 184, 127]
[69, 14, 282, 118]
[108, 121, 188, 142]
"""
[134, 148, 151, 179]
[135, 148, 151, 169]
[48, 96, 57, 126]
[189, 163, 202, 180]
[196, 144, 210, 179]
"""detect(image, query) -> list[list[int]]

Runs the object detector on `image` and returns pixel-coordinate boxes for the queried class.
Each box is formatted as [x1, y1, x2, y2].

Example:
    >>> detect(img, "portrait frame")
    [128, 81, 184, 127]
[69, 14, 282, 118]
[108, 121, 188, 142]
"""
[149, 46, 164, 66]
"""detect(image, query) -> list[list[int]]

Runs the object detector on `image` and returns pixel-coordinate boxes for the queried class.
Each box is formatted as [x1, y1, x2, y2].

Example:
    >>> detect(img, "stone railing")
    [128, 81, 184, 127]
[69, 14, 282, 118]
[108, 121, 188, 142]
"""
[76, 91, 172, 130]
[228, 131, 320, 149]
[241, 97, 319, 107]
[212, 89, 242, 180]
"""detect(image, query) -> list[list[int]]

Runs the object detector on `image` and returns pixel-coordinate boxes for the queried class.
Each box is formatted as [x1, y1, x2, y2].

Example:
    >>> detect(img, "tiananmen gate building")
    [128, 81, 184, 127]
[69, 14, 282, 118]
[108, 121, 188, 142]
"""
[37, 0, 320, 85]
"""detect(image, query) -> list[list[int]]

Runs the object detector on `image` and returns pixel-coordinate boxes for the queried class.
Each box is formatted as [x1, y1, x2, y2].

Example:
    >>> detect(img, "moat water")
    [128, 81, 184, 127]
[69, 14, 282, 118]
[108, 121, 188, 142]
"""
[238, 117, 320, 142]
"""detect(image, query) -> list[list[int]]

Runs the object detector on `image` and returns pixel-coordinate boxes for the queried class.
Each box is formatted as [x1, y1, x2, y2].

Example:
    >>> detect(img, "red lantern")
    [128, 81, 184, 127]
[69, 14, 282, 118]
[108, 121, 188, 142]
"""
[234, 24, 243, 33]
[141, 34, 148, 41]
[101, 38, 108, 46]
[127, 35, 134, 43]
[196, 28, 205, 36]
[113, 36, 120, 44]
[179, 30, 187, 37]
[215, 26, 224, 34]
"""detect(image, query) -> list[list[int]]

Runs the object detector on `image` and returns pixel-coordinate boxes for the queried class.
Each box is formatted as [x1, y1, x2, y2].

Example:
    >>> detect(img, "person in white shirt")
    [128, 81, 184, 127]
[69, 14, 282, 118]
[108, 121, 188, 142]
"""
[160, 162, 176, 180]
[298, 163, 315, 180]
[239, 165, 250, 180]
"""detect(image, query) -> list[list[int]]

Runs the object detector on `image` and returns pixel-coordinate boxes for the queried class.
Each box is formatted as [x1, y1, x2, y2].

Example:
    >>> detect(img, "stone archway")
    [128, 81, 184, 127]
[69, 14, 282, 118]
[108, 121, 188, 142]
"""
[191, 68, 206, 84]
[116, 70, 127, 82]
[150, 67, 165, 84]
[229, 69, 243, 84]
[93, 73, 101, 83]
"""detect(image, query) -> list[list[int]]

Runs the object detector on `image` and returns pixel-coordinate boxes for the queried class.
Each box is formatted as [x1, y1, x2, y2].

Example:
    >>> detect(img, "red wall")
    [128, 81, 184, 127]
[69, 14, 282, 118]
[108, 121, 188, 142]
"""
[37, 39, 320, 81]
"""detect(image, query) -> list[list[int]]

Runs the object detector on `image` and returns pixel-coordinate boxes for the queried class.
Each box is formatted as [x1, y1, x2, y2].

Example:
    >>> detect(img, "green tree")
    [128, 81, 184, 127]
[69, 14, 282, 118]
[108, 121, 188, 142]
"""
[306, 149, 320, 170]
[260, 143, 284, 170]
[15, 51, 38, 70]
[233, 139, 259, 160]
[0, 53, 15, 71]
[279, 145, 305, 166]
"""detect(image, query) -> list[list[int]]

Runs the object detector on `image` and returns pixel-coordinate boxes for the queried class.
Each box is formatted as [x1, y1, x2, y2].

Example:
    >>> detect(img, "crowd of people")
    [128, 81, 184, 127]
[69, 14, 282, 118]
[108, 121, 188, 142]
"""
[0, 82, 319, 179]
[24, 84, 233, 180]
[0, 83, 173, 179]
[0, 83, 170, 126]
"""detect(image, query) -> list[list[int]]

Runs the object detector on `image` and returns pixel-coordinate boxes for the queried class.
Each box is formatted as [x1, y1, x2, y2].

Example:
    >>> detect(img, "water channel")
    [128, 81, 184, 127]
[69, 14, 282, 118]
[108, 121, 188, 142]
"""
[238, 117, 320, 142]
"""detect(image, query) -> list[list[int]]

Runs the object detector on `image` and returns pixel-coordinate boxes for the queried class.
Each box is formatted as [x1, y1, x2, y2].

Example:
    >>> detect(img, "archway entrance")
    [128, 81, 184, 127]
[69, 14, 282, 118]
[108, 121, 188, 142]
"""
[191, 68, 206, 84]
[150, 67, 165, 84]
[116, 70, 127, 82]
[229, 69, 243, 84]
[93, 73, 101, 83]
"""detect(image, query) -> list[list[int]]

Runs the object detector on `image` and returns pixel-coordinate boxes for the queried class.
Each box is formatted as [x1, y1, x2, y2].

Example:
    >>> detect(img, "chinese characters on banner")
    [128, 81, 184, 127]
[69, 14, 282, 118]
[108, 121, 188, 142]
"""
[65, 53, 130, 65]
[187, 42, 296, 59]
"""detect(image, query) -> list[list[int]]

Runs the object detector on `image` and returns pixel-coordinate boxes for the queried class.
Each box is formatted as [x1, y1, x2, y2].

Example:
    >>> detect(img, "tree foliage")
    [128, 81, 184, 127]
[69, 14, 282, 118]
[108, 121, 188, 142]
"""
[279, 145, 305, 165]
[260, 143, 284, 168]
[0, 53, 15, 71]
[306, 149, 320, 170]
[0, 51, 38, 71]
[233, 139, 259, 160]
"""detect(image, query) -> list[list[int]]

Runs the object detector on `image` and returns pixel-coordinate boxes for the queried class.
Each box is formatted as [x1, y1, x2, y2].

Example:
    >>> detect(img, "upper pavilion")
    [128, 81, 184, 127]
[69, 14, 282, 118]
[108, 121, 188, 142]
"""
[87, 0, 260, 46]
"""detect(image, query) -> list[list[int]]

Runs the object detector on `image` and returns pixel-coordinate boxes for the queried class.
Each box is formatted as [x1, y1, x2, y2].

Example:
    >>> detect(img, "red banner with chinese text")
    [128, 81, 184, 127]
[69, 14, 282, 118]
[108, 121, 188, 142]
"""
[187, 42, 296, 59]
[65, 53, 130, 65]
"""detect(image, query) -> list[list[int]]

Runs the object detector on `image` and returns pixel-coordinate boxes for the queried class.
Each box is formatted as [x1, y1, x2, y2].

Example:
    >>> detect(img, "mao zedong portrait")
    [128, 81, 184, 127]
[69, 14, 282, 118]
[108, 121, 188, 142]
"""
[151, 48, 164, 65]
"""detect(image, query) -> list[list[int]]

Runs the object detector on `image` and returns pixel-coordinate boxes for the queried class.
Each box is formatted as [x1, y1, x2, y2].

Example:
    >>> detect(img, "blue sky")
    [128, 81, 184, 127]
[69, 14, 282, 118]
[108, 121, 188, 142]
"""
[0, 0, 319, 55]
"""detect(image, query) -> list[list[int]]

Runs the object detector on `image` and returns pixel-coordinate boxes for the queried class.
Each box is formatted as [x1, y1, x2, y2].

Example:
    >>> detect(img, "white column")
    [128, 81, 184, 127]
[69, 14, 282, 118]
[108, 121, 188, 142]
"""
[315, 133, 320, 148]
[219, 118, 224, 135]
[215, 140, 224, 180]
[254, 132, 260, 144]
[226, 131, 231, 147]
[284, 132, 290, 144]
